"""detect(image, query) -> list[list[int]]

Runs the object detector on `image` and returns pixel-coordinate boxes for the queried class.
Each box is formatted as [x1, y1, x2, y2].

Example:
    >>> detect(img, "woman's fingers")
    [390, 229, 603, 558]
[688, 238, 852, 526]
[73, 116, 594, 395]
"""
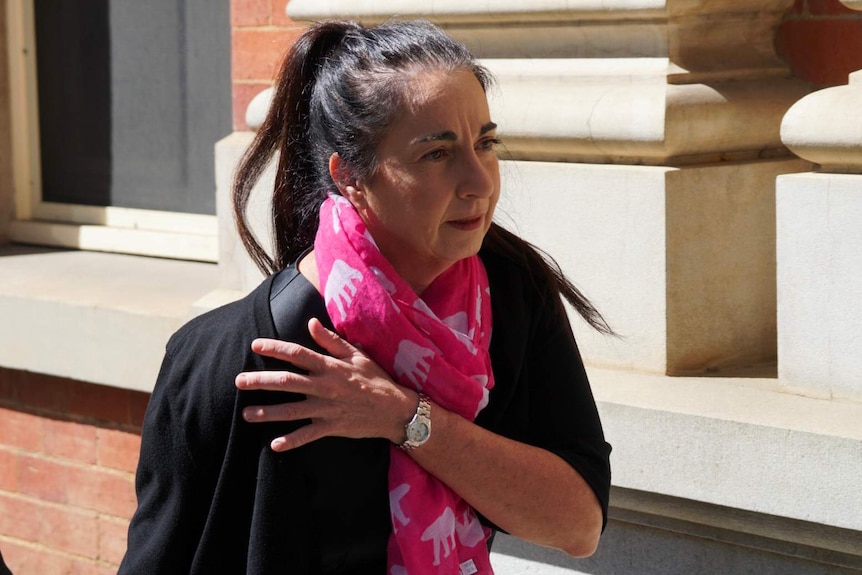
[271, 423, 333, 452]
[248, 319, 354, 372]
[242, 397, 334, 423]
[307, 317, 356, 359]
[242, 398, 339, 451]
[235, 369, 321, 396]
[249, 337, 327, 372]
[236, 319, 410, 450]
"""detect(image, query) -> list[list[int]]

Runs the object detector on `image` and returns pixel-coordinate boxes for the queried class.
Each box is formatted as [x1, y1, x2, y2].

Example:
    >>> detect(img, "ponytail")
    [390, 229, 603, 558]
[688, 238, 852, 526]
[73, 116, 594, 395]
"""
[232, 22, 358, 274]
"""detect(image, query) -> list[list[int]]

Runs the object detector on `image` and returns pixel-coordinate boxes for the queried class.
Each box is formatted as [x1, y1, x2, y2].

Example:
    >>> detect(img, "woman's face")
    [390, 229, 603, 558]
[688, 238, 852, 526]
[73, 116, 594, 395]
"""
[341, 69, 501, 293]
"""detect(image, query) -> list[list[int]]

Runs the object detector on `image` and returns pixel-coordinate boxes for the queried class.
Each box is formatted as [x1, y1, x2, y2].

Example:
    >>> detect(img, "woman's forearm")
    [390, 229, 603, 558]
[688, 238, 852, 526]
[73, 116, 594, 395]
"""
[238, 327, 605, 556]
[409, 400, 603, 557]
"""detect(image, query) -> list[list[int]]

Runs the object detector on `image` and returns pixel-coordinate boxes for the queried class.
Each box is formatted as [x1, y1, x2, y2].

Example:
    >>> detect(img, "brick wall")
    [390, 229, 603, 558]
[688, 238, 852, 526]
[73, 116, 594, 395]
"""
[231, 0, 306, 130]
[776, 0, 862, 86]
[0, 369, 148, 574]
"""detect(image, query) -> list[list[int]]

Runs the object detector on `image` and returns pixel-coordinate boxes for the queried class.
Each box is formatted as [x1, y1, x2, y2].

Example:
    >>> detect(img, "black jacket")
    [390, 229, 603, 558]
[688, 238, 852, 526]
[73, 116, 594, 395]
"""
[119, 246, 611, 574]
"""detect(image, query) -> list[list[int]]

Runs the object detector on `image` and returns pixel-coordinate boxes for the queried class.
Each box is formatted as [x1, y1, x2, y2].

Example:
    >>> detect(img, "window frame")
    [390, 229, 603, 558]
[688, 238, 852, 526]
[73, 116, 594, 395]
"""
[5, 0, 219, 262]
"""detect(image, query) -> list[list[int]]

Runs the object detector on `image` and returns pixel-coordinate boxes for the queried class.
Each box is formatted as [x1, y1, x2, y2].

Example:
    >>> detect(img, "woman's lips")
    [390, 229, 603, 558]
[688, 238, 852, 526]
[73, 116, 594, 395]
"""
[447, 215, 484, 230]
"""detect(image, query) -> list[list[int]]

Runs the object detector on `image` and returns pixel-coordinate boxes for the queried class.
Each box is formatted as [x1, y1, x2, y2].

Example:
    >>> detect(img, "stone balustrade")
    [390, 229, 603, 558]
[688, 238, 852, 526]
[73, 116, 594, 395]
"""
[777, 1, 862, 401]
[781, 71, 862, 174]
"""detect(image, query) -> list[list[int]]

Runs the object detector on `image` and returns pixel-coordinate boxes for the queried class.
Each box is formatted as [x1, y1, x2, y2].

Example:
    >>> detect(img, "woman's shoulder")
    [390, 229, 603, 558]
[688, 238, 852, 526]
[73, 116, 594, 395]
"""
[146, 273, 294, 441]
[166, 276, 275, 358]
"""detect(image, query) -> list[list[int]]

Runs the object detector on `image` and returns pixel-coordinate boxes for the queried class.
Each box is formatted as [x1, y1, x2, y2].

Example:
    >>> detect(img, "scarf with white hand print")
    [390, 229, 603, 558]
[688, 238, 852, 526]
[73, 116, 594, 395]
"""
[315, 194, 495, 575]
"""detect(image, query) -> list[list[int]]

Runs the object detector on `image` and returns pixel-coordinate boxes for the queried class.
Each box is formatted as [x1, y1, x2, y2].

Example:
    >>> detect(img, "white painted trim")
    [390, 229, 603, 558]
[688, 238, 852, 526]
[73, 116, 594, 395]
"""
[8, 220, 218, 262]
[32, 202, 218, 236]
[5, 0, 219, 261]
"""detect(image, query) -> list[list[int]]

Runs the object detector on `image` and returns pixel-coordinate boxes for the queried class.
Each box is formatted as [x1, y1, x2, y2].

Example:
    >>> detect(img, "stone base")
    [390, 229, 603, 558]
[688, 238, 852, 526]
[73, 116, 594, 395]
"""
[777, 172, 862, 401]
[503, 158, 809, 375]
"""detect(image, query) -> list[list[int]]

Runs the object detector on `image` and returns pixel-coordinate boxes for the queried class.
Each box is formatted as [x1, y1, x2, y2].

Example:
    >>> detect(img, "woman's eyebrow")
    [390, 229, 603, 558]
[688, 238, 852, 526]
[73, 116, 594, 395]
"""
[411, 122, 498, 145]
[411, 131, 457, 144]
[479, 122, 497, 136]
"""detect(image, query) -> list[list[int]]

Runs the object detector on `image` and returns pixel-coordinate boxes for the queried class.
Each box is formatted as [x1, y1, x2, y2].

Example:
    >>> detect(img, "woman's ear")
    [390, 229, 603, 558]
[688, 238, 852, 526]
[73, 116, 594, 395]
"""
[328, 153, 365, 207]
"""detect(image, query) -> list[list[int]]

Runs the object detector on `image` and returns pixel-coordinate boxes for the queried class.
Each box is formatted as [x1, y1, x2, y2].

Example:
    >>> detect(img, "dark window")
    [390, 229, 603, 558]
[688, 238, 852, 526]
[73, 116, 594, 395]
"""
[35, 0, 231, 215]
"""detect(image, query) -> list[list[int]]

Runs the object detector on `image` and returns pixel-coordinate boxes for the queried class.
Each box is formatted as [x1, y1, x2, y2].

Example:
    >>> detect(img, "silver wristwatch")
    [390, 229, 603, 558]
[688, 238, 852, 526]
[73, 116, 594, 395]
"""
[399, 394, 431, 451]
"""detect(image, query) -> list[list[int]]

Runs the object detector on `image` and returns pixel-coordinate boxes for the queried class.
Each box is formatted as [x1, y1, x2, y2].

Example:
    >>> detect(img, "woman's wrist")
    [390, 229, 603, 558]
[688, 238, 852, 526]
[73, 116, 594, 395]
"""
[390, 388, 421, 445]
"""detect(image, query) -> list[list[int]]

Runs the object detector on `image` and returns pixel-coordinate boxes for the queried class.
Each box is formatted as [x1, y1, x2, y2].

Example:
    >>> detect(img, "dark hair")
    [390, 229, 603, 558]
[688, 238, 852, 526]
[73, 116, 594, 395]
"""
[232, 19, 612, 334]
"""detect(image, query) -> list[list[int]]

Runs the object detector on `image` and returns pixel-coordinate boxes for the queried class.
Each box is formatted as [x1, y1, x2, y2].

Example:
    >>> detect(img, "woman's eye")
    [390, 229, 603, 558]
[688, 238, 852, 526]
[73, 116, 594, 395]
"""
[478, 138, 501, 151]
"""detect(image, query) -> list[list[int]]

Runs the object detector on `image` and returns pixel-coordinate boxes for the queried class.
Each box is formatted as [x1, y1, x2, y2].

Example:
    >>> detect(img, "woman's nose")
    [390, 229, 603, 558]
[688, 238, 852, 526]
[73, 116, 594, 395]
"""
[457, 151, 497, 199]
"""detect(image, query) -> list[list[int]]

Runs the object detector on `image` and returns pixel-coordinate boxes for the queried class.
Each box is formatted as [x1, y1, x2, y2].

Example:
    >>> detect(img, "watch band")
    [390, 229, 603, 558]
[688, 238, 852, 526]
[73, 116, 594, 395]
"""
[398, 394, 432, 452]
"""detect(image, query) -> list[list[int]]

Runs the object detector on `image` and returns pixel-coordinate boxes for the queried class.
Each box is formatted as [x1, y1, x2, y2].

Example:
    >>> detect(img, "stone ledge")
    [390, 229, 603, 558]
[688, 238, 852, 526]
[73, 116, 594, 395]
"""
[610, 488, 862, 565]
[0, 245, 219, 392]
[492, 488, 862, 574]
[591, 366, 862, 533]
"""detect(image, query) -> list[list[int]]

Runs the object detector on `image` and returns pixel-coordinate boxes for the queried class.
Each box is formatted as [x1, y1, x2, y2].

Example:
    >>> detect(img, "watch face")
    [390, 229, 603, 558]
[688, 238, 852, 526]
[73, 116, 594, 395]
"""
[407, 421, 430, 443]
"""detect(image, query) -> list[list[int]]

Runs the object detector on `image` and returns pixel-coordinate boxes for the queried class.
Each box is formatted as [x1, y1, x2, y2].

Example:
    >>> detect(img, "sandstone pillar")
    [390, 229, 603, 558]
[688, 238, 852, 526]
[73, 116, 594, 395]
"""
[778, 60, 862, 401]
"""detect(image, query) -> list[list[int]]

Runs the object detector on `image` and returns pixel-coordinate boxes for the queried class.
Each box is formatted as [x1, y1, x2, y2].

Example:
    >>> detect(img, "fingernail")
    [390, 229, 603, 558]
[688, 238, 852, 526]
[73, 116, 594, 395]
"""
[271, 438, 286, 451]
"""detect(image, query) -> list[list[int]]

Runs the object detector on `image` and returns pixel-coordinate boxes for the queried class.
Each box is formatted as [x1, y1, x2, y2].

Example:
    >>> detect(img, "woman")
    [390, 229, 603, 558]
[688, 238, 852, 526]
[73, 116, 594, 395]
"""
[120, 19, 611, 575]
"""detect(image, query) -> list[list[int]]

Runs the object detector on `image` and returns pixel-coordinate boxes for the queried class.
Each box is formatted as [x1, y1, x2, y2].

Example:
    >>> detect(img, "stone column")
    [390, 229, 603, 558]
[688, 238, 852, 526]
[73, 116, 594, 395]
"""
[778, 59, 862, 401]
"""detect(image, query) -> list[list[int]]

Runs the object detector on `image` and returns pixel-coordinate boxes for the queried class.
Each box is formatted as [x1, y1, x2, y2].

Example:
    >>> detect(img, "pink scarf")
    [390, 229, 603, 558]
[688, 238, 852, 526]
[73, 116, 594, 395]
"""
[314, 194, 496, 574]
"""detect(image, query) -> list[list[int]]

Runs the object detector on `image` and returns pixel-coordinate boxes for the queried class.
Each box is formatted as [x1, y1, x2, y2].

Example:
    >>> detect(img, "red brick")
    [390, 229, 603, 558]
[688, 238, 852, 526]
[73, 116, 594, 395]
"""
[272, 0, 302, 27]
[233, 82, 272, 131]
[789, 0, 805, 14]
[0, 448, 17, 491]
[0, 493, 42, 541]
[42, 505, 99, 558]
[807, 0, 858, 15]
[0, 540, 97, 575]
[16, 372, 69, 414]
[128, 392, 150, 430]
[98, 516, 130, 565]
[66, 466, 136, 518]
[18, 454, 69, 503]
[232, 0, 271, 26]
[96, 428, 140, 473]
[0, 408, 43, 452]
[232, 28, 299, 82]
[67, 381, 130, 425]
[0, 368, 20, 403]
[776, 19, 862, 85]
[44, 418, 97, 465]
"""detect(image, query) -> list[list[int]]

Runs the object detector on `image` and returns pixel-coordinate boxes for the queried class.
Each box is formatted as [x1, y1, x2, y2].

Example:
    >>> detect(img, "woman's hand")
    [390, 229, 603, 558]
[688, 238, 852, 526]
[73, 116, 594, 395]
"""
[236, 318, 417, 451]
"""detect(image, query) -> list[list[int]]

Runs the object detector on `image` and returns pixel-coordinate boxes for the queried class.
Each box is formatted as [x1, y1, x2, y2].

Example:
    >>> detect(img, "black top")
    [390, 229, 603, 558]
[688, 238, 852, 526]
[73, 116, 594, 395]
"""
[0, 547, 12, 575]
[119, 246, 611, 575]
